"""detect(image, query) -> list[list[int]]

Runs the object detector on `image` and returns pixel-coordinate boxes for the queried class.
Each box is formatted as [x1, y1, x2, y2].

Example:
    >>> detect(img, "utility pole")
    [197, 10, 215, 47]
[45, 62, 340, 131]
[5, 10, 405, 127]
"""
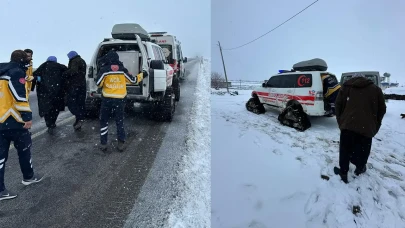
[218, 41, 230, 93]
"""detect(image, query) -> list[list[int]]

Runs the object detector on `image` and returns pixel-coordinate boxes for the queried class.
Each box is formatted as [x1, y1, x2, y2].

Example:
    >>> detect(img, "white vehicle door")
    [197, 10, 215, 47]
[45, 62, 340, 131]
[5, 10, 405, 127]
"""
[267, 76, 282, 107]
[278, 75, 292, 109]
[135, 35, 148, 72]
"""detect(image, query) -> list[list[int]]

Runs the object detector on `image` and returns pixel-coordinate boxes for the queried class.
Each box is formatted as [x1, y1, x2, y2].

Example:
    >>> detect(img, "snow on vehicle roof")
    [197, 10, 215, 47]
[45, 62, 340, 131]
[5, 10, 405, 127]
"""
[111, 23, 150, 41]
[293, 58, 328, 71]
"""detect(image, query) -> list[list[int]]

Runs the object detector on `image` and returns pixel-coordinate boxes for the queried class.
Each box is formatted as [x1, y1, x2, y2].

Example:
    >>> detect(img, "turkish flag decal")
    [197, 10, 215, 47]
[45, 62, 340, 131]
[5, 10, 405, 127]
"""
[111, 65, 119, 71]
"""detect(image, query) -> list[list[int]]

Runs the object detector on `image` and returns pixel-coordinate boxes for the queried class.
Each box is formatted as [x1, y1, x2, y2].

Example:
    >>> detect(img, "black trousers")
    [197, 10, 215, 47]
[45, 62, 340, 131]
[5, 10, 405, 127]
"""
[67, 86, 86, 121]
[0, 129, 34, 192]
[339, 129, 372, 174]
[44, 106, 60, 128]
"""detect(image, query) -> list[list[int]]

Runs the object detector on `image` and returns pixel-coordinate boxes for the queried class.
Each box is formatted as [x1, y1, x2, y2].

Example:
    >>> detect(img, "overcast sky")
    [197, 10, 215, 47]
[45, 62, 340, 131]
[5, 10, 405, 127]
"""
[0, 0, 210, 68]
[212, 0, 405, 85]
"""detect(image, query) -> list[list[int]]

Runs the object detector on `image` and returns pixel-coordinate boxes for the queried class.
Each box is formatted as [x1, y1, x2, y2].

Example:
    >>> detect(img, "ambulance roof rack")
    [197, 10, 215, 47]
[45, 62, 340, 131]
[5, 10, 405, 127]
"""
[292, 58, 328, 71]
[149, 32, 168, 37]
[111, 23, 151, 41]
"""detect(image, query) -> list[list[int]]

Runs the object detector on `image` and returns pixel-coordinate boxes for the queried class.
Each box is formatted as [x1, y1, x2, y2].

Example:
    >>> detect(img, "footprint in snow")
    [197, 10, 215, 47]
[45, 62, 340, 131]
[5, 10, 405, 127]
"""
[248, 220, 267, 228]
[272, 149, 282, 155]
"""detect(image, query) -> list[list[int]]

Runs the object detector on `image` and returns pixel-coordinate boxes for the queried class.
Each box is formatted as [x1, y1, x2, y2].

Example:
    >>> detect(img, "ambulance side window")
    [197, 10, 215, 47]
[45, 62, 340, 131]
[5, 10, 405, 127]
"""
[267, 76, 281, 87]
[158, 48, 167, 62]
[152, 46, 161, 60]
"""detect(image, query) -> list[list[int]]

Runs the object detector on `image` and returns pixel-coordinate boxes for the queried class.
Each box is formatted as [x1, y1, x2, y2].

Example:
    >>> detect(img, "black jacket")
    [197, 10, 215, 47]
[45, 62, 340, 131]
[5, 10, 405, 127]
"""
[63, 55, 87, 89]
[33, 61, 68, 117]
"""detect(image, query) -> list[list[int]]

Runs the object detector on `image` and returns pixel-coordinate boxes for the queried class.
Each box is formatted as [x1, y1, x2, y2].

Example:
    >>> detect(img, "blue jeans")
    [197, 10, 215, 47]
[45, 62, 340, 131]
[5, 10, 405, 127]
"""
[100, 98, 126, 145]
[0, 129, 35, 192]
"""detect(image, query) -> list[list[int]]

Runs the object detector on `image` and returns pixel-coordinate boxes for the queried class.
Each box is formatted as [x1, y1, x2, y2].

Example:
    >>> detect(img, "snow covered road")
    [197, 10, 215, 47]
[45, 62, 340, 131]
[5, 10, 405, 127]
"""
[212, 89, 405, 228]
[0, 58, 210, 228]
[123, 57, 211, 228]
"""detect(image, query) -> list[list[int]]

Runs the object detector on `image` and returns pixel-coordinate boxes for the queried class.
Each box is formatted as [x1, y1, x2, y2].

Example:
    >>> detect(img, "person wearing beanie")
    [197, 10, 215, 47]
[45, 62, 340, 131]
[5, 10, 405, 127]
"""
[95, 50, 137, 152]
[0, 50, 44, 200]
[63, 50, 87, 130]
[334, 72, 387, 183]
[47, 56, 57, 62]
[33, 56, 68, 134]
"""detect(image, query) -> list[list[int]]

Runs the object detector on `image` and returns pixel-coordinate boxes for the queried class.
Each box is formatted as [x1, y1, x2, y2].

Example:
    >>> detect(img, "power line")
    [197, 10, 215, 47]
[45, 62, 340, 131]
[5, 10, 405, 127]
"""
[222, 0, 320, 51]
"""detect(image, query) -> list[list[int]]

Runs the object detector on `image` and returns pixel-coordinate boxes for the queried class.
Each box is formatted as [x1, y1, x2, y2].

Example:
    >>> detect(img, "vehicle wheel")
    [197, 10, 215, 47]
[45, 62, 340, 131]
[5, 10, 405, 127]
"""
[154, 87, 176, 121]
[85, 97, 100, 118]
[173, 77, 180, 101]
[246, 97, 265, 114]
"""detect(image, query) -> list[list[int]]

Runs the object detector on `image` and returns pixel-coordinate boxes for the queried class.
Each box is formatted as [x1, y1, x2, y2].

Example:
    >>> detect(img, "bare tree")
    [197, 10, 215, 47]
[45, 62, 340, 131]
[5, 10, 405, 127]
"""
[211, 72, 225, 89]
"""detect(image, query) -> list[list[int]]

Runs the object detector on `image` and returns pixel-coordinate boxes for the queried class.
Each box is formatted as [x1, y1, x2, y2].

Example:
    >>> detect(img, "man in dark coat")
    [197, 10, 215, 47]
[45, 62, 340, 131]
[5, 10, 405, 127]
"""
[63, 51, 87, 131]
[335, 73, 386, 183]
[33, 56, 68, 134]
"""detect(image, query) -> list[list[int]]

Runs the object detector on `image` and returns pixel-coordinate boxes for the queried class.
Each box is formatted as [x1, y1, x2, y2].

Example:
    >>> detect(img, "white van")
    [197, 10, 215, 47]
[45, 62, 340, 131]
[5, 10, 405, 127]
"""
[340, 71, 382, 88]
[85, 23, 178, 121]
[149, 32, 187, 80]
[250, 59, 337, 116]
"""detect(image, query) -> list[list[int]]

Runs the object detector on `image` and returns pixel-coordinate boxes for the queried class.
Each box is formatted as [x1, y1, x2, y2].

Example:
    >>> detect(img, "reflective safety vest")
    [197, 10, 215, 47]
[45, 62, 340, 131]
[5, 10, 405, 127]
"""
[0, 75, 32, 125]
[25, 61, 34, 97]
[321, 74, 341, 99]
[96, 69, 141, 99]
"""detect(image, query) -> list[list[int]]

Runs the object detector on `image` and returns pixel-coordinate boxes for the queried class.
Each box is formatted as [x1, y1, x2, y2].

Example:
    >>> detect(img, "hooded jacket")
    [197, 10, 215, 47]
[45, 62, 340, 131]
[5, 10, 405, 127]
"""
[63, 54, 87, 90]
[335, 77, 386, 138]
[96, 51, 138, 99]
[0, 61, 32, 131]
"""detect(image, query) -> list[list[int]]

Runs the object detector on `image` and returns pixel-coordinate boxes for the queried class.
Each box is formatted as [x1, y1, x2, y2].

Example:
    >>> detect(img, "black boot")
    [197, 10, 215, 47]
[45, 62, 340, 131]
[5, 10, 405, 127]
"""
[339, 170, 349, 184]
[117, 140, 125, 152]
[74, 120, 84, 131]
[354, 166, 367, 176]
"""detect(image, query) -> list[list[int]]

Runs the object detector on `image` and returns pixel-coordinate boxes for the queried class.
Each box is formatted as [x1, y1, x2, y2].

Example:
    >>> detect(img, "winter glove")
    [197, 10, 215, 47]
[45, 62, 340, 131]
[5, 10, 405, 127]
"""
[136, 72, 143, 84]
[35, 76, 41, 82]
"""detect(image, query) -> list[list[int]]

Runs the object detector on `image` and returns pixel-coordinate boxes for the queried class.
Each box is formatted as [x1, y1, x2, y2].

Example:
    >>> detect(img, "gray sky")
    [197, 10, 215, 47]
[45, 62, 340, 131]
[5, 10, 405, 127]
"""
[212, 0, 405, 85]
[0, 0, 210, 68]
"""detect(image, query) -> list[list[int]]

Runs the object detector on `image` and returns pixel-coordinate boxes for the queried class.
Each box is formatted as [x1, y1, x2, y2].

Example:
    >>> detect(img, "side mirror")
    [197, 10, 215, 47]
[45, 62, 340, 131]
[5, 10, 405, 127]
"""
[88, 66, 94, 78]
[183, 57, 188, 63]
[262, 83, 266, 87]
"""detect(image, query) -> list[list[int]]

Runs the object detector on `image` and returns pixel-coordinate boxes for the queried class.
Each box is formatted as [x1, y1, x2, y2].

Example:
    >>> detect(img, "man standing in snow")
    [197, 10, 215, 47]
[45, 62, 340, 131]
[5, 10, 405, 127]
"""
[0, 50, 44, 200]
[34, 56, 68, 134]
[96, 50, 139, 152]
[63, 51, 87, 130]
[335, 73, 386, 183]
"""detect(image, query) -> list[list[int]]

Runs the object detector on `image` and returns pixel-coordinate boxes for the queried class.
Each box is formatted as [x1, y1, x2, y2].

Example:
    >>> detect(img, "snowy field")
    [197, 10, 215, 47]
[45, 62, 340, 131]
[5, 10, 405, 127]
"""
[212, 89, 405, 228]
[166, 58, 211, 227]
[384, 87, 405, 95]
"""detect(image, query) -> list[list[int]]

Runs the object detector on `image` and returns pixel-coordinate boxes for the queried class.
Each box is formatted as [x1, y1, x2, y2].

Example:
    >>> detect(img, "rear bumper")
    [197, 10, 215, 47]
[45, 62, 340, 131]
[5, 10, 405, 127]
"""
[87, 92, 152, 102]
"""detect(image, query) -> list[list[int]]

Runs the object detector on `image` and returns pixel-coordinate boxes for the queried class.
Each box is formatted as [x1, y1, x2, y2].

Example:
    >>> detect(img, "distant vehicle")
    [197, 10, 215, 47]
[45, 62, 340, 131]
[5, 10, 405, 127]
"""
[149, 32, 187, 85]
[340, 71, 382, 88]
[85, 23, 178, 121]
[247, 58, 338, 117]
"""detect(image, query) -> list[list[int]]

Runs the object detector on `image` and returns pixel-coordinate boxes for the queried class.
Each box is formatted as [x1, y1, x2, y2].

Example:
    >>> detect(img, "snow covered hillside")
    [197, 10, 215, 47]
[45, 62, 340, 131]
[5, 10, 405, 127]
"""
[212, 90, 405, 228]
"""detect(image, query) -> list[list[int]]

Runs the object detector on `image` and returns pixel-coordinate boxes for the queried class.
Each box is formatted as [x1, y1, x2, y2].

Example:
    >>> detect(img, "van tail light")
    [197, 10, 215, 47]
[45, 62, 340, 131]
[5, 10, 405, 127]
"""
[169, 60, 177, 69]
[315, 91, 323, 101]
